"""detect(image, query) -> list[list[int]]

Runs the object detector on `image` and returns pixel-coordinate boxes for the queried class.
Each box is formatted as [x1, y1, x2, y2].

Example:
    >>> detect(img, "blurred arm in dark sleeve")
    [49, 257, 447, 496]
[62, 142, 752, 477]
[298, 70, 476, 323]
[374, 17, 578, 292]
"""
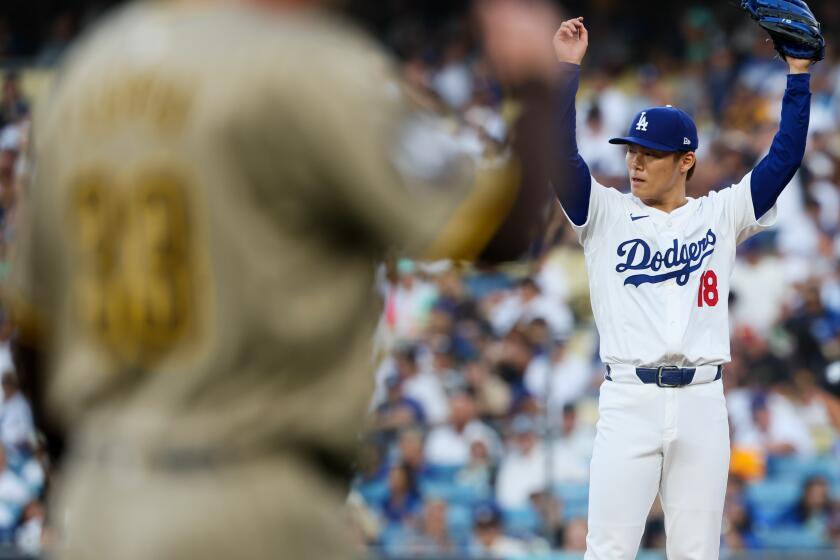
[426, 0, 566, 263]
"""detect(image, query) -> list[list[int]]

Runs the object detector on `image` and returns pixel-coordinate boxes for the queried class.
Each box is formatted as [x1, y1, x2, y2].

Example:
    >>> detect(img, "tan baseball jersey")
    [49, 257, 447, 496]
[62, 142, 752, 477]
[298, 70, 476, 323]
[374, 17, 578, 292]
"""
[6, 2, 526, 558]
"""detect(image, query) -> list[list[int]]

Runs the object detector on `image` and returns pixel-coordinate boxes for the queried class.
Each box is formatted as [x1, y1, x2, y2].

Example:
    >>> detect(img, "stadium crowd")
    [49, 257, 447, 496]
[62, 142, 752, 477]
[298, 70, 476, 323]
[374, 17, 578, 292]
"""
[0, 70, 45, 556]
[349, 2, 840, 558]
[1, 0, 840, 558]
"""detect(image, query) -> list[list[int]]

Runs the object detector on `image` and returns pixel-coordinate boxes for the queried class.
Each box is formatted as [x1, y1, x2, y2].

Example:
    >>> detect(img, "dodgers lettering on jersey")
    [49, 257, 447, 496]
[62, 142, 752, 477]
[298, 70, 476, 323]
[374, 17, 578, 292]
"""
[616, 229, 716, 286]
[565, 172, 776, 368]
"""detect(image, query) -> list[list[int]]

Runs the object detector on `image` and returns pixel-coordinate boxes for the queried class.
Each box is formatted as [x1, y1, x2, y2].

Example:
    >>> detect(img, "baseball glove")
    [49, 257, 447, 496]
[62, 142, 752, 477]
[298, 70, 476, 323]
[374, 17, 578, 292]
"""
[741, 0, 825, 62]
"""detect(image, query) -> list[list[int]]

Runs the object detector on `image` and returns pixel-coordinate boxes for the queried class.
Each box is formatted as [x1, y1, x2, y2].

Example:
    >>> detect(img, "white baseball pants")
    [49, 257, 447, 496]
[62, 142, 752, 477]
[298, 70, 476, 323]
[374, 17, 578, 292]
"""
[585, 378, 730, 560]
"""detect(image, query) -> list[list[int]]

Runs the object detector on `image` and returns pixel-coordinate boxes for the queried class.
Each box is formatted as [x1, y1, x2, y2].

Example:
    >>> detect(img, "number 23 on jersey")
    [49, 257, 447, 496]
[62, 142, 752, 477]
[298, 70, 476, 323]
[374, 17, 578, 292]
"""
[69, 166, 202, 366]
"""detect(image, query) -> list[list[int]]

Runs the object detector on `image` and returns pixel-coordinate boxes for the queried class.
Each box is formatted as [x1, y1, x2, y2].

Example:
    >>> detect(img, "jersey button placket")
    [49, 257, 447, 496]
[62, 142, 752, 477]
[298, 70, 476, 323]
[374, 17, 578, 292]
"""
[662, 228, 682, 355]
[665, 275, 681, 354]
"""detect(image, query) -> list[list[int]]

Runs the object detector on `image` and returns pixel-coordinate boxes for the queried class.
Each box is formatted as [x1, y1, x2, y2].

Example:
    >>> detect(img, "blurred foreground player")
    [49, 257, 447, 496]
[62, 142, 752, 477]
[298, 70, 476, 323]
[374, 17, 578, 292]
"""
[5, 0, 568, 558]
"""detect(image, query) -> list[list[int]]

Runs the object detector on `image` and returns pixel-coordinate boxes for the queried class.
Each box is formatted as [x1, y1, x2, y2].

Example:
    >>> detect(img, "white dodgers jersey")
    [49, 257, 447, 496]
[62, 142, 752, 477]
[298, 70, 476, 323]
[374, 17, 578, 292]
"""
[570, 173, 775, 367]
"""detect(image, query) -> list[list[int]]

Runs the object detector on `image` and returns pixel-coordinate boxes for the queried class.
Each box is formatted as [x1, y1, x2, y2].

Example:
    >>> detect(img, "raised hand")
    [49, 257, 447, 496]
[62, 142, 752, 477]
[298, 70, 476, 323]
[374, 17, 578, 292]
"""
[554, 17, 588, 65]
[785, 56, 812, 74]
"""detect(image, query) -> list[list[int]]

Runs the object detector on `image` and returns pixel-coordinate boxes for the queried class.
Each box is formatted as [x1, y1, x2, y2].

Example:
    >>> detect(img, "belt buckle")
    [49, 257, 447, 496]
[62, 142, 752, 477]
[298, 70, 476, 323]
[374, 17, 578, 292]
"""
[656, 366, 681, 388]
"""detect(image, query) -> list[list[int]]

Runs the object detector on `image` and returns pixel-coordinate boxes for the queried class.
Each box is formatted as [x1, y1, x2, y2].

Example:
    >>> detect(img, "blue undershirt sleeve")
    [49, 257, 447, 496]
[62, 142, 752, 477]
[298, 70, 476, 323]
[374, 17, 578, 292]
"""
[750, 73, 811, 220]
[552, 63, 592, 227]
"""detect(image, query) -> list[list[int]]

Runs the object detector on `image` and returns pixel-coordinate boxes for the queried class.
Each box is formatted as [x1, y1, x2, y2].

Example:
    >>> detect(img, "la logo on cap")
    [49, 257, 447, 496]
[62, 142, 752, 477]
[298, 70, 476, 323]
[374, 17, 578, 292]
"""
[635, 112, 649, 132]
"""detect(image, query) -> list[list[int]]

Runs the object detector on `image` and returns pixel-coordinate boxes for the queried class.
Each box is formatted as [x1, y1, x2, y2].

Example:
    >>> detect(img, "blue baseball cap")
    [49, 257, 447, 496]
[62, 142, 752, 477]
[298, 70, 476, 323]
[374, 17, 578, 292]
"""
[609, 106, 698, 153]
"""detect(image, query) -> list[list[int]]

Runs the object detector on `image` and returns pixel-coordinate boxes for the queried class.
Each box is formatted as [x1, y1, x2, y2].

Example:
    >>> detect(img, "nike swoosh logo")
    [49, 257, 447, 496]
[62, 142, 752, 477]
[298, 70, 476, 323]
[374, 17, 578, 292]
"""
[630, 215, 649, 221]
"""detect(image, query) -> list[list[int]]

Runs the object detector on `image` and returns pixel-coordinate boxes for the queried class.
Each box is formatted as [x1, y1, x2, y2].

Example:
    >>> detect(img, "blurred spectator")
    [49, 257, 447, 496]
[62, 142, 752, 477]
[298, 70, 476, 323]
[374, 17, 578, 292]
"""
[0, 446, 30, 525]
[641, 499, 666, 551]
[496, 415, 546, 509]
[19, 445, 45, 497]
[522, 317, 552, 351]
[784, 280, 840, 372]
[424, 335, 465, 394]
[356, 437, 388, 486]
[488, 277, 572, 339]
[0, 125, 20, 220]
[580, 69, 633, 141]
[729, 418, 766, 482]
[14, 500, 44, 556]
[381, 463, 422, 526]
[577, 104, 627, 182]
[468, 503, 532, 558]
[394, 344, 449, 426]
[536, 225, 591, 318]
[790, 368, 837, 453]
[385, 259, 438, 340]
[529, 489, 565, 547]
[431, 33, 473, 111]
[549, 404, 593, 484]
[396, 429, 429, 480]
[0, 74, 27, 130]
[561, 517, 588, 552]
[524, 336, 591, 415]
[403, 499, 459, 556]
[487, 329, 535, 404]
[375, 375, 426, 435]
[424, 392, 499, 467]
[721, 476, 758, 552]
[829, 509, 840, 551]
[781, 475, 833, 532]
[463, 360, 511, 418]
[734, 391, 816, 458]
[0, 373, 33, 452]
[457, 438, 495, 493]
[730, 234, 793, 338]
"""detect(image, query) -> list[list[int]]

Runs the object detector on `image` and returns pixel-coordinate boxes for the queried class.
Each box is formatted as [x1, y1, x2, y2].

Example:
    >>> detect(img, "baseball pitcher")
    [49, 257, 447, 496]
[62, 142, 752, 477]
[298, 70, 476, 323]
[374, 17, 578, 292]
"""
[552, 2, 823, 558]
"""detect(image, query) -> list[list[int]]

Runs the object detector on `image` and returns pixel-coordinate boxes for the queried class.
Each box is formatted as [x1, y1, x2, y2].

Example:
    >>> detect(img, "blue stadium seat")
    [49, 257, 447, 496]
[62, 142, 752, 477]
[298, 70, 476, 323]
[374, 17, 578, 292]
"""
[746, 479, 802, 527]
[357, 479, 389, 506]
[502, 506, 540, 536]
[420, 480, 488, 504]
[754, 526, 829, 550]
[447, 503, 473, 535]
[766, 455, 840, 484]
[424, 464, 462, 483]
[531, 553, 660, 560]
[379, 524, 411, 556]
[636, 551, 667, 560]
[564, 500, 589, 520]
[554, 483, 589, 502]
[554, 483, 589, 520]
[540, 553, 585, 560]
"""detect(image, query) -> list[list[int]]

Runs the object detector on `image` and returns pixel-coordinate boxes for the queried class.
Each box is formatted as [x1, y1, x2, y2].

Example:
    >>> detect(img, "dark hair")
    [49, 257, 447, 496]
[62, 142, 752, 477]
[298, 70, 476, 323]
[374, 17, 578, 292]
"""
[392, 462, 420, 498]
[675, 152, 696, 181]
[794, 475, 831, 522]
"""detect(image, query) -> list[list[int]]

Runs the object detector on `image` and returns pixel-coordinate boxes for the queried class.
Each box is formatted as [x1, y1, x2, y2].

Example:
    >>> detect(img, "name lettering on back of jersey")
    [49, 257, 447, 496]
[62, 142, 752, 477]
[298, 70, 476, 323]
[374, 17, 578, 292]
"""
[635, 112, 649, 132]
[77, 72, 193, 138]
[615, 229, 717, 287]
